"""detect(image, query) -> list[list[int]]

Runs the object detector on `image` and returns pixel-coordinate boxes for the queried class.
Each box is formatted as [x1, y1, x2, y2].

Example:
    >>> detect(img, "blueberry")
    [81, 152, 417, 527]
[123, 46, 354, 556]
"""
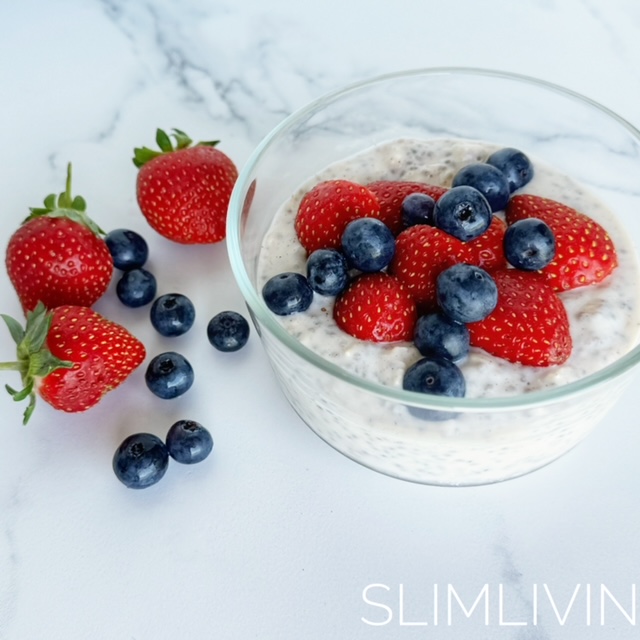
[306, 249, 349, 296]
[105, 229, 149, 270]
[150, 293, 195, 337]
[116, 268, 157, 308]
[403, 356, 465, 421]
[207, 310, 250, 352]
[504, 218, 556, 271]
[436, 263, 498, 323]
[452, 163, 511, 212]
[433, 186, 492, 242]
[113, 433, 169, 489]
[413, 312, 470, 363]
[486, 147, 534, 193]
[145, 351, 194, 399]
[166, 419, 213, 464]
[262, 272, 313, 316]
[401, 193, 436, 228]
[341, 217, 395, 272]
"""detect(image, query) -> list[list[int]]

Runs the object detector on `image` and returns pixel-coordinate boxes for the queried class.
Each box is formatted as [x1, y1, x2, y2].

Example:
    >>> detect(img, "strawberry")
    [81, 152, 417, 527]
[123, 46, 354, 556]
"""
[333, 272, 417, 342]
[366, 180, 448, 234]
[388, 216, 507, 310]
[294, 180, 381, 253]
[5, 164, 113, 313]
[133, 128, 238, 244]
[505, 194, 618, 291]
[467, 269, 572, 367]
[0, 302, 146, 424]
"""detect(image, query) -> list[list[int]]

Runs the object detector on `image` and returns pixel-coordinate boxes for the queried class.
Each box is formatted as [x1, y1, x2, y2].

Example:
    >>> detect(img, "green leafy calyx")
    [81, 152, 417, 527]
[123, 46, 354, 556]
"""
[0, 302, 73, 425]
[132, 128, 220, 168]
[26, 163, 104, 236]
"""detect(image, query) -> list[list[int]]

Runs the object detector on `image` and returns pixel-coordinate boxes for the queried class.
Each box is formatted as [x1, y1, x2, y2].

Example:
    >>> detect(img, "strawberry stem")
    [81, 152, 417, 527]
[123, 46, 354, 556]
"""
[132, 128, 220, 168]
[1, 303, 73, 425]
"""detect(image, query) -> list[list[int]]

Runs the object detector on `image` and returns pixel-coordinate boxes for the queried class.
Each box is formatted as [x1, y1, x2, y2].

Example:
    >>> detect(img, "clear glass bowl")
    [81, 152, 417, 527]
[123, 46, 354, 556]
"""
[226, 68, 640, 486]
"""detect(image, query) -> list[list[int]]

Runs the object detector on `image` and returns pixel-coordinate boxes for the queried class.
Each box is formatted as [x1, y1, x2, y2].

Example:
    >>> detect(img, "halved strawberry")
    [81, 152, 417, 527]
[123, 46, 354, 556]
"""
[505, 194, 618, 291]
[333, 273, 417, 342]
[0, 303, 146, 423]
[294, 180, 381, 253]
[388, 216, 507, 310]
[467, 269, 572, 367]
[367, 180, 448, 235]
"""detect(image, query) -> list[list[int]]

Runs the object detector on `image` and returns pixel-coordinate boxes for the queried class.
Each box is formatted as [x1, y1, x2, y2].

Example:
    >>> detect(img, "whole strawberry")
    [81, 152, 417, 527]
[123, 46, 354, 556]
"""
[5, 164, 113, 313]
[467, 269, 572, 367]
[133, 128, 238, 244]
[333, 272, 417, 342]
[0, 302, 146, 424]
[505, 194, 618, 291]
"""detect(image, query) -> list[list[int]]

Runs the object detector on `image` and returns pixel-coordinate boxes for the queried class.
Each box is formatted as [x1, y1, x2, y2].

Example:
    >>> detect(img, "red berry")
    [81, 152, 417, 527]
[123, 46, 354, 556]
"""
[367, 180, 448, 234]
[468, 269, 572, 367]
[389, 216, 507, 310]
[333, 272, 417, 342]
[294, 180, 381, 253]
[505, 194, 618, 291]
[134, 128, 238, 244]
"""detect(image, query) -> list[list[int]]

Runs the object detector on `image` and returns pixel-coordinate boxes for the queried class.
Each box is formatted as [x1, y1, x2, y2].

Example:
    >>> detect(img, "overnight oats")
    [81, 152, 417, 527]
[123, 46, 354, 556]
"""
[253, 138, 640, 484]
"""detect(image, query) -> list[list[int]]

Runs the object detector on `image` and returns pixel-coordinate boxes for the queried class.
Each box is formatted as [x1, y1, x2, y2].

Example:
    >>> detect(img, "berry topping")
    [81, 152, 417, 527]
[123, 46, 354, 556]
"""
[504, 217, 556, 271]
[506, 194, 618, 291]
[341, 217, 395, 272]
[413, 312, 470, 363]
[294, 180, 381, 253]
[452, 163, 511, 212]
[113, 433, 170, 489]
[207, 310, 250, 352]
[262, 272, 314, 316]
[434, 185, 493, 241]
[366, 181, 448, 234]
[145, 351, 194, 399]
[105, 228, 149, 270]
[389, 216, 507, 310]
[436, 264, 498, 324]
[116, 268, 158, 308]
[150, 293, 196, 337]
[166, 419, 214, 464]
[306, 249, 349, 296]
[486, 147, 534, 192]
[468, 269, 572, 367]
[333, 273, 416, 342]
[401, 193, 437, 228]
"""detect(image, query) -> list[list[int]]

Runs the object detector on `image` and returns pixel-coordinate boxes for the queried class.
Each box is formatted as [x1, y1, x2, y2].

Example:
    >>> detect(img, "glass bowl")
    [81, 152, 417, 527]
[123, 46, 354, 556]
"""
[226, 68, 640, 486]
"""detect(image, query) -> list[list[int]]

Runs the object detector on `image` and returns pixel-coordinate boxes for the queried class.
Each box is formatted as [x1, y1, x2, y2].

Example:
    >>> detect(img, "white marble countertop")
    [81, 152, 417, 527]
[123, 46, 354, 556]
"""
[2, 1, 640, 638]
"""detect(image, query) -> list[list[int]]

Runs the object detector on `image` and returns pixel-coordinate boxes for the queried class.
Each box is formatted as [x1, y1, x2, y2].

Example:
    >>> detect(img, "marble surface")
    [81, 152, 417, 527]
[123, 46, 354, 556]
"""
[2, 1, 640, 638]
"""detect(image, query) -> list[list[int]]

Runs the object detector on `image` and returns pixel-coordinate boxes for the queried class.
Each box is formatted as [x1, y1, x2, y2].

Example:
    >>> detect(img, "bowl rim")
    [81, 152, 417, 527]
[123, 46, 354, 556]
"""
[226, 66, 640, 413]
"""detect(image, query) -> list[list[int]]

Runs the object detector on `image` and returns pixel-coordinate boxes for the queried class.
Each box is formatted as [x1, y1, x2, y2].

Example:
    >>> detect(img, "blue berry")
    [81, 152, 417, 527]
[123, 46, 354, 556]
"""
[413, 312, 470, 363]
[145, 351, 194, 399]
[403, 356, 465, 421]
[166, 419, 213, 464]
[113, 433, 169, 489]
[341, 217, 395, 272]
[105, 228, 149, 270]
[262, 272, 313, 315]
[150, 293, 195, 337]
[504, 218, 556, 271]
[207, 310, 250, 352]
[306, 249, 349, 296]
[486, 147, 534, 193]
[433, 186, 492, 241]
[116, 268, 157, 307]
[401, 193, 436, 228]
[436, 263, 498, 323]
[452, 163, 510, 212]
